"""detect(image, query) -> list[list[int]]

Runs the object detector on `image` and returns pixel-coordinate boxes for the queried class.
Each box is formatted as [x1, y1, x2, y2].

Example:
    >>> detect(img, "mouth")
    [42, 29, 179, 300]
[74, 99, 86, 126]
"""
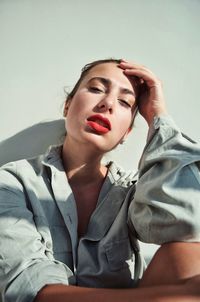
[86, 114, 111, 134]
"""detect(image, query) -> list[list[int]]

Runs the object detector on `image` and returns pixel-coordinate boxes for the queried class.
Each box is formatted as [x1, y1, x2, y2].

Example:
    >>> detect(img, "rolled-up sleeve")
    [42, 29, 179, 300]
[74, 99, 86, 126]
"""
[0, 163, 73, 302]
[128, 115, 200, 244]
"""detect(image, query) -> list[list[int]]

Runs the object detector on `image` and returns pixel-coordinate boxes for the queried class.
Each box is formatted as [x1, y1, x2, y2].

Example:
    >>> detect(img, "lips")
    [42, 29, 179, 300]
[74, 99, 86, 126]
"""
[87, 114, 111, 134]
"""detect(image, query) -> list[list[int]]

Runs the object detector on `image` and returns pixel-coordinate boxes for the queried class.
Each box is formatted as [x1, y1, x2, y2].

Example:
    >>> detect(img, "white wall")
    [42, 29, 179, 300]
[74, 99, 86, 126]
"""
[1, 0, 200, 260]
[1, 0, 200, 168]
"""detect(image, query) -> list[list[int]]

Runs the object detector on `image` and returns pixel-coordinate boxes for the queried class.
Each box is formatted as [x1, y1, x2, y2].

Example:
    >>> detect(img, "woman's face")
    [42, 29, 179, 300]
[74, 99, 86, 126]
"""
[64, 62, 137, 152]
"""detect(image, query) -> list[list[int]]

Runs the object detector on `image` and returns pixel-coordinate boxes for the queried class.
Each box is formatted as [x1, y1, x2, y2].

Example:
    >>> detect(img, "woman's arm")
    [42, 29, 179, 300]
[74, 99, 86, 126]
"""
[34, 283, 200, 302]
[121, 60, 200, 244]
[35, 242, 200, 302]
[119, 59, 167, 126]
[128, 114, 200, 244]
[0, 162, 72, 302]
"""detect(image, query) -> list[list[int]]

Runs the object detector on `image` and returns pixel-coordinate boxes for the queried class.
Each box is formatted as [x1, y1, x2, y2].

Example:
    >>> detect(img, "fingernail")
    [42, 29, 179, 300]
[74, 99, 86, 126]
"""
[120, 58, 128, 63]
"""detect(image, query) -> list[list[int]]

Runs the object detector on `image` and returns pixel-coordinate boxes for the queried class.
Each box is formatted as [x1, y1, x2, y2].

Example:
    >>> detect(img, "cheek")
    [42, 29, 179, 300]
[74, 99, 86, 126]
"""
[67, 96, 85, 118]
[113, 119, 131, 141]
[64, 100, 88, 132]
[69, 92, 93, 114]
[118, 111, 133, 129]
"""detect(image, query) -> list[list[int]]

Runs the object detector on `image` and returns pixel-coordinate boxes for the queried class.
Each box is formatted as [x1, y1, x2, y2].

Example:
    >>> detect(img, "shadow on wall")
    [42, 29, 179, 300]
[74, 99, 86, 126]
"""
[0, 119, 66, 166]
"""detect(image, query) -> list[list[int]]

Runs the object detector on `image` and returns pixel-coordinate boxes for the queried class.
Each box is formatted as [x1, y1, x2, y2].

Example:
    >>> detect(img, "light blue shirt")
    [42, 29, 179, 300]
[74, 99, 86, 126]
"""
[0, 115, 200, 302]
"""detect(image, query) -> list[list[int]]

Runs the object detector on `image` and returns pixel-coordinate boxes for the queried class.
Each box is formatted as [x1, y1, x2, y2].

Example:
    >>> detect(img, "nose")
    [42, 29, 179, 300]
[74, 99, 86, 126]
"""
[96, 95, 114, 113]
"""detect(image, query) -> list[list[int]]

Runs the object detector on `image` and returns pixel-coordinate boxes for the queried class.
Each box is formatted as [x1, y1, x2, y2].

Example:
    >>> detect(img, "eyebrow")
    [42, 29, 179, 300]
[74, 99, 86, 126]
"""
[88, 77, 136, 97]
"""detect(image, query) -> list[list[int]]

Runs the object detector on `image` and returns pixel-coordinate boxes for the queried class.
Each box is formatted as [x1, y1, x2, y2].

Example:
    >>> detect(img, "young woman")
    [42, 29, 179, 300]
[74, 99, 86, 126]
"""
[0, 59, 200, 302]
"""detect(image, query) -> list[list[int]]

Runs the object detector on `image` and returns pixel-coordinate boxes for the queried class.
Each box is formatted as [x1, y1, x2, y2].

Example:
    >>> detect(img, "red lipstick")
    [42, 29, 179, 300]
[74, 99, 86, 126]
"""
[87, 114, 111, 134]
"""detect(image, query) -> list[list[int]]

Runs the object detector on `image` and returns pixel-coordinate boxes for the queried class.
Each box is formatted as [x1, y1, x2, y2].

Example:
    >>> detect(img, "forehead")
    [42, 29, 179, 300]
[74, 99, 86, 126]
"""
[82, 63, 135, 91]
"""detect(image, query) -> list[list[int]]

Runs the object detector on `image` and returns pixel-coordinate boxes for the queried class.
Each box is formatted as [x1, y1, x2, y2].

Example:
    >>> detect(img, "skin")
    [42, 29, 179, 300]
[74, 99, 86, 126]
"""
[34, 60, 200, 301]
[62, 62, 140, 236]
[63, 62, 137, 152]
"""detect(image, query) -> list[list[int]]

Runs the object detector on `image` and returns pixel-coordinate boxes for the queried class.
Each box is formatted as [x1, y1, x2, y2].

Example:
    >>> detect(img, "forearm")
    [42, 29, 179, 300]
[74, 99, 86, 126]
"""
[34, 281, 200, 302]
[35, 242, 200, 302]
[130, 115, 200, 244]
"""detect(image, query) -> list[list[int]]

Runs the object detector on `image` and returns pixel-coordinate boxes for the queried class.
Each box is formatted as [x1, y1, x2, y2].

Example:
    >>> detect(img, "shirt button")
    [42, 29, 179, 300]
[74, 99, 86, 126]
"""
[46, 241, 52, 249]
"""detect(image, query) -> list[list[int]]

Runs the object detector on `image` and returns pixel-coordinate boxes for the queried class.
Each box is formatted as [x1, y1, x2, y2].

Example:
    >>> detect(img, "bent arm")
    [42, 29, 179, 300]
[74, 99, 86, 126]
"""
[34, 280, 200, 302]
[34, 242, 200, 302]
[0, 163, 72, 302]
[129, 115, 200, 244]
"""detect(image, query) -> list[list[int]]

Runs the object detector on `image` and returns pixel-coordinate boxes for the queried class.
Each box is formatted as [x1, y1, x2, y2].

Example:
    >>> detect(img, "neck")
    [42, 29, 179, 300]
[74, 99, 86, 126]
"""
[62, 138, 107, 186]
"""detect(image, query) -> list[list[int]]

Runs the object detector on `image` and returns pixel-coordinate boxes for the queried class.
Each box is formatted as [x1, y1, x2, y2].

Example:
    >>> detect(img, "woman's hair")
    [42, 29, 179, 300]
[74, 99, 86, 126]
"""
[65, 58, 139, 128]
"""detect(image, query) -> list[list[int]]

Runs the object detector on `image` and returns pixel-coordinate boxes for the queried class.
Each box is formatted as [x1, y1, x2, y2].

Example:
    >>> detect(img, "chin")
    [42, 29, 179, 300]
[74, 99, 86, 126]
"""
[84, 134, 116, 153]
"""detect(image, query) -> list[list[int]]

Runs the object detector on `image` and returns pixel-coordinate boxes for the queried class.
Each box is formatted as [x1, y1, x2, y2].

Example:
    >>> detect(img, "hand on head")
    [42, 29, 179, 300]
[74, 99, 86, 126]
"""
[119, 59, 167, 126]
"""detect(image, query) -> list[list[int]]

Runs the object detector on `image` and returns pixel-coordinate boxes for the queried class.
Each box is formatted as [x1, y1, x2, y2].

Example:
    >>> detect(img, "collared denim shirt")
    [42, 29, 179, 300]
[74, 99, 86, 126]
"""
[0, 115, 200, 302]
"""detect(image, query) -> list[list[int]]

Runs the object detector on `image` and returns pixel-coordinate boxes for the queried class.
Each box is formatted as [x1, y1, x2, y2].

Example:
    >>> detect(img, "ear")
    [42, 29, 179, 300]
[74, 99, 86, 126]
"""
[120, 127, 132, 144]
[63, 100, 71, 117]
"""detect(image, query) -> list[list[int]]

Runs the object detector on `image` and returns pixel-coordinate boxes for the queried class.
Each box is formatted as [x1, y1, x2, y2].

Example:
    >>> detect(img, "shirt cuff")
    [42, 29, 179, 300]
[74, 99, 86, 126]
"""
[147, 114, 179, 143]
[4, 261, 74, 302]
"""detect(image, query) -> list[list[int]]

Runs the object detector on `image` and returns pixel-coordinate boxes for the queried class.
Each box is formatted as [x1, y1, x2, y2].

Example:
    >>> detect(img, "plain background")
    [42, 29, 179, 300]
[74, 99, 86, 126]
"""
[0, 0, 200, 261]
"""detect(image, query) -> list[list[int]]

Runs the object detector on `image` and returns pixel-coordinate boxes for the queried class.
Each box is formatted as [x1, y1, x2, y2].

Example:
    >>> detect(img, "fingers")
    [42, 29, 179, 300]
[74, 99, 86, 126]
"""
[124, 69, 159, 87]
[120, 59, 147, 70]
[119, 60, 161, 88]
[118, 59, 167, 126]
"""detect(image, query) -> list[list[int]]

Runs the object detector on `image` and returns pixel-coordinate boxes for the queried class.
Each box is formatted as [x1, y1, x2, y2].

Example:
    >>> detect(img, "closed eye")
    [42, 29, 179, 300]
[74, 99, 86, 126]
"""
[89, 86, 104, 93]
[118, 99, 132, 108]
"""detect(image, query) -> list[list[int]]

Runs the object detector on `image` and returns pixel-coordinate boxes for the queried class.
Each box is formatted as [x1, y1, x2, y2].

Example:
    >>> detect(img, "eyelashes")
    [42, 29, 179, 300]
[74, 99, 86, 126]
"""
[88, 86, 133, 109]
[118, 99, 132, 108]
[88, 86, 104, 93]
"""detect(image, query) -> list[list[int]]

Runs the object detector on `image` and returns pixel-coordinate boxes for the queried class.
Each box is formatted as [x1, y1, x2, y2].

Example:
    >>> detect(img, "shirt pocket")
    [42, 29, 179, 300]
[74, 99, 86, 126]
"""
[104, 238, 134, 272]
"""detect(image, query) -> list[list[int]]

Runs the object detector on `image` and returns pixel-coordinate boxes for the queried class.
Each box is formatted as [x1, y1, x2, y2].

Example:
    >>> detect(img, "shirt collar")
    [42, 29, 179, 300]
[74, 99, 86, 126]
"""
[41, 144, 138, 185]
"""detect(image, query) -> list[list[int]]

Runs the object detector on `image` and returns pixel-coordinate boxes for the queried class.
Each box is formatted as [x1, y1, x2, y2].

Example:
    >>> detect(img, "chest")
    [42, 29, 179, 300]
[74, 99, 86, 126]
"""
[72, 185, 101, 238]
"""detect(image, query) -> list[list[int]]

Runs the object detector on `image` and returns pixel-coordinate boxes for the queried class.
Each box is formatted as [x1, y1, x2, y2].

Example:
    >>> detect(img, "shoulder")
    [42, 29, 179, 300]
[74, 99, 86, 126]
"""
[0, 158, 37, 192]
[0, 145, 62, 189]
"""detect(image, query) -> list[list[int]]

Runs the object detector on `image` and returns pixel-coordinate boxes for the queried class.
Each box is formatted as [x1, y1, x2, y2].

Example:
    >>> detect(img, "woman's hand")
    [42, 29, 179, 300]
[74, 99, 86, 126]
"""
[119, 59, 168, 126]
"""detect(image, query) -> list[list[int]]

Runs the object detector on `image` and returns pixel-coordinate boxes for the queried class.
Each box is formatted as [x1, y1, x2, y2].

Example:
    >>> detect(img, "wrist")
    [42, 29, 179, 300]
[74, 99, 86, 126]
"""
[145, 109, 168, 127]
